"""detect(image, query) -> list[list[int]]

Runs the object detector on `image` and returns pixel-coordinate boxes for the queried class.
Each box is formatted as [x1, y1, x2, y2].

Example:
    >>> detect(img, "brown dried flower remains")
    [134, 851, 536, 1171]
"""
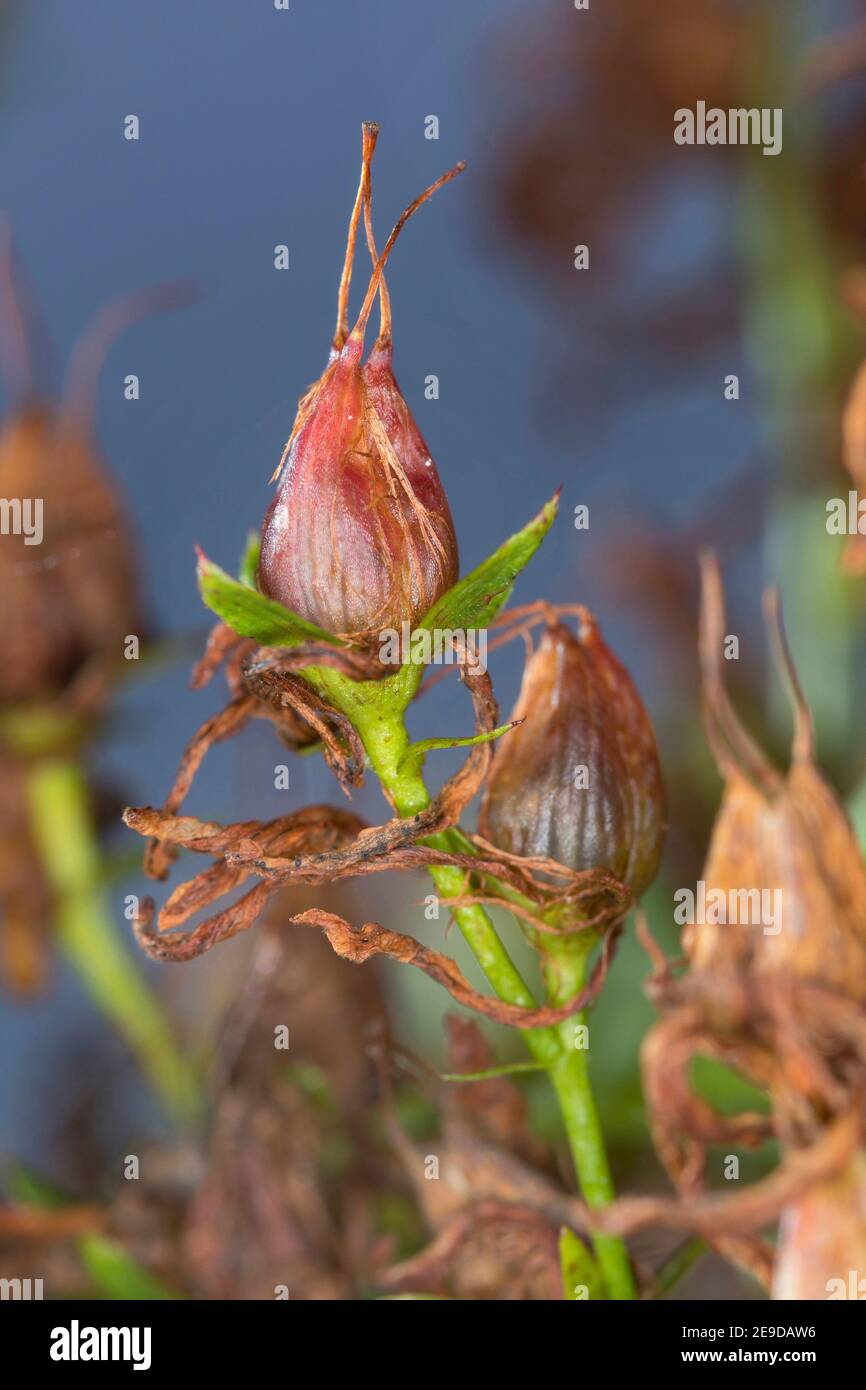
[610, 555, 866, 1293]
[125, 622, 631, 1028]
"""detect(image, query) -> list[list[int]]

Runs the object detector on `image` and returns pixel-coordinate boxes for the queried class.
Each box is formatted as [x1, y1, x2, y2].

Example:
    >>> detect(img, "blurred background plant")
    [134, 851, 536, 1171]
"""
[0, 227, 199, 1120]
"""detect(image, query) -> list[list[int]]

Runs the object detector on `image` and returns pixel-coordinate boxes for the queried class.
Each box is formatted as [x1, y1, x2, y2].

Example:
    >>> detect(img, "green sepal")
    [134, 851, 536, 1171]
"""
[201, 491, 559, 732]
[418, 489, 560, 636]
[78, 1234, 182, 1301]
[196, 547, 343, 648]
[397, 720, 516, 779]
[559, 1226, 606, 1301]
[239, 531, 261, 588]
[439, 1059, 546, 1082]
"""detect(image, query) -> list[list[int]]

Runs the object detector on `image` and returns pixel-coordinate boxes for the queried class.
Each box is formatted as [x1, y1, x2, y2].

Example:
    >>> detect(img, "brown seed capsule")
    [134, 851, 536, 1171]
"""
[478, 615, 666, 896]
[258, 126, 460, 643]
[0, 404, 139, 705]
[0, 234, 178, 707]
[684, 554, 866, 1001]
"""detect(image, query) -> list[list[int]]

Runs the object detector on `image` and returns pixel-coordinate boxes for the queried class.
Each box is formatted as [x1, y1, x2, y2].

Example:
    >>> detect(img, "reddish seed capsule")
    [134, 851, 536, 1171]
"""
[479, 616, 666, 897]
[258, 126, 460, 643]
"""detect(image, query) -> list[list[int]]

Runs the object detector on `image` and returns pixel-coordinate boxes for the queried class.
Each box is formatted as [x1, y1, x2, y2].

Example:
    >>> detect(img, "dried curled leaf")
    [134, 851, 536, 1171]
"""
[593, 1109, 860, 1242]
[129, 883, 620, 1030]
[142, 627, 369, 881]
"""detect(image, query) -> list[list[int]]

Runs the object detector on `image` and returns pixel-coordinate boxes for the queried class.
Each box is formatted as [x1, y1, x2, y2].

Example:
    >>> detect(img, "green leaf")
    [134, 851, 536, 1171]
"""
[439, 1059, 546, 1082]
[653, 1237, 706, 1299]
[4, 1166, 69, 1210]
[1, 1173, 183, 1301]
[419, 490, 560, 635]
[78, 1235, 182, 1301]
[559, 1227, 606, 1301]
[311, 493, 559, 718]
[397, 720, 517, 778]
[239, 531, 261, 588]
[196, 547, 343, 647]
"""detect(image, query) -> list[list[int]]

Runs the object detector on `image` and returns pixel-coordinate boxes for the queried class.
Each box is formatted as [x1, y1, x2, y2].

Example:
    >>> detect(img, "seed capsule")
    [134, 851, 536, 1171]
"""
[684, 555, 866, 1001]
[478, 615, 665, 896]
[0, 404, 139, 703]
[258, 127, 460, 642]
[0, 239, 193, 708]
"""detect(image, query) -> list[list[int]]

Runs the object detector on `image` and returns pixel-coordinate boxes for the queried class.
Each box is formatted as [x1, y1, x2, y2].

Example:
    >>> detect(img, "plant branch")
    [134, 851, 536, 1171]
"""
[307, 665, 635, 1298]
[543, 939, 637, 1300]
[25, 759, 199, 1121]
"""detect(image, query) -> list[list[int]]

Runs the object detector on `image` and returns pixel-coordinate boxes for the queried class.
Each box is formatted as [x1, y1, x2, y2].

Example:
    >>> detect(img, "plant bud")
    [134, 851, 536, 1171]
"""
[478, 616, 665, 897]
[258, 129, 460, 643]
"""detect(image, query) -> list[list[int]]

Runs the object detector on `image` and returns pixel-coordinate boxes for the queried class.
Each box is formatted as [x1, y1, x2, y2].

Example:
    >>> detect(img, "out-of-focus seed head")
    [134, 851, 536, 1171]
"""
[0, 239, 193, 709]
[258, 126, 460, 643]
[0, 405, 139, 706]
[478, 615, 666, 897]
[684, 555, 866, 1001]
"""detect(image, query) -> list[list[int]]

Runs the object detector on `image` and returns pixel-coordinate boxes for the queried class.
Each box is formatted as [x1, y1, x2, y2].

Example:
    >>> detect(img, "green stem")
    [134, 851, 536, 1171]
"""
[653, 1237, 706, 1299]
[543, 941, 636, 1300]
[25, 759, 199, 1122]
[439, 1060, 547, 1082]
[309, 669, 635, 1298]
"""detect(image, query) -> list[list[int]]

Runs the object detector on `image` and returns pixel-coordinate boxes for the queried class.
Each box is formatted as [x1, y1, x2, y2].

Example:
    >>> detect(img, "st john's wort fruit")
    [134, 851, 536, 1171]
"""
[684, 555, 866, 1001]
[0, 405, 140, 706]
[258, 127, 460, 643]
[0, 236, 194, 708]
[478, 616, 665, 897]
